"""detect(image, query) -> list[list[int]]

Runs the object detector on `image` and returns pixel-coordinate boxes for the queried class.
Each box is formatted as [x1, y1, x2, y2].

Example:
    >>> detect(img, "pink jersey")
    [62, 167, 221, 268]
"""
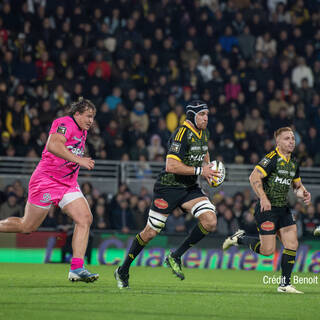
[35, 116, 87, 187]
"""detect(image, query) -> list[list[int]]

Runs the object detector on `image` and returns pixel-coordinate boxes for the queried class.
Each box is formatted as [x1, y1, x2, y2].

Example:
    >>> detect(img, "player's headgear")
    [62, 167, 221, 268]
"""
[186, 100, 208, 129]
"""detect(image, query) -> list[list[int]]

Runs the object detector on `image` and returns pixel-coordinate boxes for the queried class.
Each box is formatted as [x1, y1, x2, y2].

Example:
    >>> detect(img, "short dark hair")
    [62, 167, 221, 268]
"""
[67, 97, 96, 115]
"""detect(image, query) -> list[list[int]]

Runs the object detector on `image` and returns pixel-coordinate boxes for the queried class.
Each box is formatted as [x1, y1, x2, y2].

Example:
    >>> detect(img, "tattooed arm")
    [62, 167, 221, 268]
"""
[249, 167, 271, 212]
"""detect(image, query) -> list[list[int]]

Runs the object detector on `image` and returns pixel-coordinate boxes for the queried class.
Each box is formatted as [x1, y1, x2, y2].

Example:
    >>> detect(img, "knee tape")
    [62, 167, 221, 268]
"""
[191, 199, 216, 218]
[147, 209, 168, 233]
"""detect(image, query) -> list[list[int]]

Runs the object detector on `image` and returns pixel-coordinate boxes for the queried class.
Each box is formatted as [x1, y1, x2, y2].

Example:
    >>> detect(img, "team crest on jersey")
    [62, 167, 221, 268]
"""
[260, 158, 270, 167]
[192, 138, 195, 142]
[57, 126, 67, 135]
[280, 162, 285, 166]
[40, 193, 51, 203]
[170, 142, 181, 153]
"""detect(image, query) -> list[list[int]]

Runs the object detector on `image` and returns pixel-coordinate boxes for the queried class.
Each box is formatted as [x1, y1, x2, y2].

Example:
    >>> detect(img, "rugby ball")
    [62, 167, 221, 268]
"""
[210, 160, 226, 187]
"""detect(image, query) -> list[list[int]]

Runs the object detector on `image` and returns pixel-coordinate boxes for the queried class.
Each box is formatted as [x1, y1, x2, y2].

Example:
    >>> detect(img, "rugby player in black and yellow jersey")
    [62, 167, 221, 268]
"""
[223, 127, 311, 293]
[114, 100, 221, 288]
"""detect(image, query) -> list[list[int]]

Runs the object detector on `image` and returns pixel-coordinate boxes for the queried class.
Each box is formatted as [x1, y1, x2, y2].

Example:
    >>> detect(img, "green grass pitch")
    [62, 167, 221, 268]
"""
[0, 263, 318, 320]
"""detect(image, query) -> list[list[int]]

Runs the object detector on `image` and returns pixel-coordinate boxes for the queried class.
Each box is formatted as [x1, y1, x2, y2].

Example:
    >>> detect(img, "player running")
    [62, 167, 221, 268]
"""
[223, 127, 311, 293]
[0, 98, 99, 283]
[114, 100, 220, 289]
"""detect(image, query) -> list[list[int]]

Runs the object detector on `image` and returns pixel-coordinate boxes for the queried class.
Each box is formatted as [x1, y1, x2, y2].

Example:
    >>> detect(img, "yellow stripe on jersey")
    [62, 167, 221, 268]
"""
[265, 151, 276, 159]
[174, 128, 183, 141]
[167, 154, 182, 162]
[256, 165, 267, 177]
[177, 128, 186, 141]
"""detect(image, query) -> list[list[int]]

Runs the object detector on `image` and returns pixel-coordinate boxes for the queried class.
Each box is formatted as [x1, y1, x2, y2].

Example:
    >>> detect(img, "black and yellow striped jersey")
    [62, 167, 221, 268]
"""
[156, 121, 209, 188]
[255, 147, 300, 207]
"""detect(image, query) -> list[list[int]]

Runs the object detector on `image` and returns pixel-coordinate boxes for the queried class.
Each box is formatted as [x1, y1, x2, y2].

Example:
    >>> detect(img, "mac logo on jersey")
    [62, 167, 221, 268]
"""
[190, 154, 205, 162]
[274, 176, 292, 185]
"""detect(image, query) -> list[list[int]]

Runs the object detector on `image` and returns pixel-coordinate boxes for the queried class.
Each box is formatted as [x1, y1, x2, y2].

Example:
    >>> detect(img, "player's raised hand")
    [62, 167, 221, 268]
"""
[202, 163, 220, 184]
[78, 157, 95, 170]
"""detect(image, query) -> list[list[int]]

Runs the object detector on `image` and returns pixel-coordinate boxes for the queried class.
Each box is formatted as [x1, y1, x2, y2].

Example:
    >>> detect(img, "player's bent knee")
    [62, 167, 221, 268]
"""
[22, 224, 38, 234]
[75, 213, 93, 227]
[260, 247, 275, 256]
[140, 226, 157, 242]
[288, 240, 299, 250]
[191, 199, 216, 219]
[147, 210, 167, 234]
[201, 213, 217, 232]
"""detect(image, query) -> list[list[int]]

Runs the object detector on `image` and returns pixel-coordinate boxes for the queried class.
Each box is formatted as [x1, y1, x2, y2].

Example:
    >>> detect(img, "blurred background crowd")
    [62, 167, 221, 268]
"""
[1, 179, 319, 238]
[0, 0, 320, 236]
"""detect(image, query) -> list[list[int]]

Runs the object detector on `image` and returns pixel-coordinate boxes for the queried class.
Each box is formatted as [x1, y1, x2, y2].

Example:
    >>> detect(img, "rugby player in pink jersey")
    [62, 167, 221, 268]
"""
[0, 98, 99, 282]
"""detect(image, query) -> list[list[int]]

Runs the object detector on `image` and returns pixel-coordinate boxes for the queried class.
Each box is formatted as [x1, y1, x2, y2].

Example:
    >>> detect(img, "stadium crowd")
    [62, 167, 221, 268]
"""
[0, 179, 319, 238]
[1, 0, 320, 236]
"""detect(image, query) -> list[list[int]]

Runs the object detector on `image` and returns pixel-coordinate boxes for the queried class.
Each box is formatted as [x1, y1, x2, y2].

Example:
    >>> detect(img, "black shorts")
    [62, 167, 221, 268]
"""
[150, 183, 206, 215]
[254, 203, 295, 235]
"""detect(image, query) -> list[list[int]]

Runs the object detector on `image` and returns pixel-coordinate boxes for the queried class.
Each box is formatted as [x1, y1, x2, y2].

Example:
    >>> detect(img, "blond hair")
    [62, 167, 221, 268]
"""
[274, 127, 293, 140]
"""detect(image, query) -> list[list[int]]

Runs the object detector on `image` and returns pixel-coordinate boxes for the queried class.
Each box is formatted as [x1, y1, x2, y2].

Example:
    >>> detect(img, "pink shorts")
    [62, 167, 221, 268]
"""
[28, 171, 85, 210]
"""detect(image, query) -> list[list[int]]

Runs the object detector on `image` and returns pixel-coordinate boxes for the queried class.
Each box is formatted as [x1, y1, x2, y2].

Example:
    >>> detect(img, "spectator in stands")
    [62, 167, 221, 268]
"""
[131, 198, 148, 231]
[0, 193, 23, 220]
[147, 134, 165, 162]
[105, 87, 122, 111]
[5, 101, 31, 138]
[130, 101, 149, 133]
[165, 208, 187, 234]
[93, 204, 109, 230]
[292, 56, 314, 88]
[197, 55, 215, 83]
[0, 131, 10, 156]
[302, 204, 320, 236]
[111, 197, 134, 233]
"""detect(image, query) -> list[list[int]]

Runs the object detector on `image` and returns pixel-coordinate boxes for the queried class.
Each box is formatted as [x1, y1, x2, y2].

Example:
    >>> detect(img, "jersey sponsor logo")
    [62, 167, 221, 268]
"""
[290, 171, 295, 177]
[170, 142, 181, 153]
[57, 126, 67, 134]
[261, 221, 275, 231]
[278, 170, 288, 174]
[190, 154, 206, 162]
[202, 146, 208, 151]
[191, 146, 201, 151]
[274, 176, 292, 185]
[67, 145, 84, 157]
[154, 198, 168, 209]
[260, 158, 270, 167]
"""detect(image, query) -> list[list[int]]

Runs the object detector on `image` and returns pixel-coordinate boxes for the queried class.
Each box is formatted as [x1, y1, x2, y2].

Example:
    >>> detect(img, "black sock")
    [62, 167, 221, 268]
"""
[120, 234, 146, 274]
[238, 236, 261, 254]
[172, 223, 209, 259]
[281, 248, 296, 286]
